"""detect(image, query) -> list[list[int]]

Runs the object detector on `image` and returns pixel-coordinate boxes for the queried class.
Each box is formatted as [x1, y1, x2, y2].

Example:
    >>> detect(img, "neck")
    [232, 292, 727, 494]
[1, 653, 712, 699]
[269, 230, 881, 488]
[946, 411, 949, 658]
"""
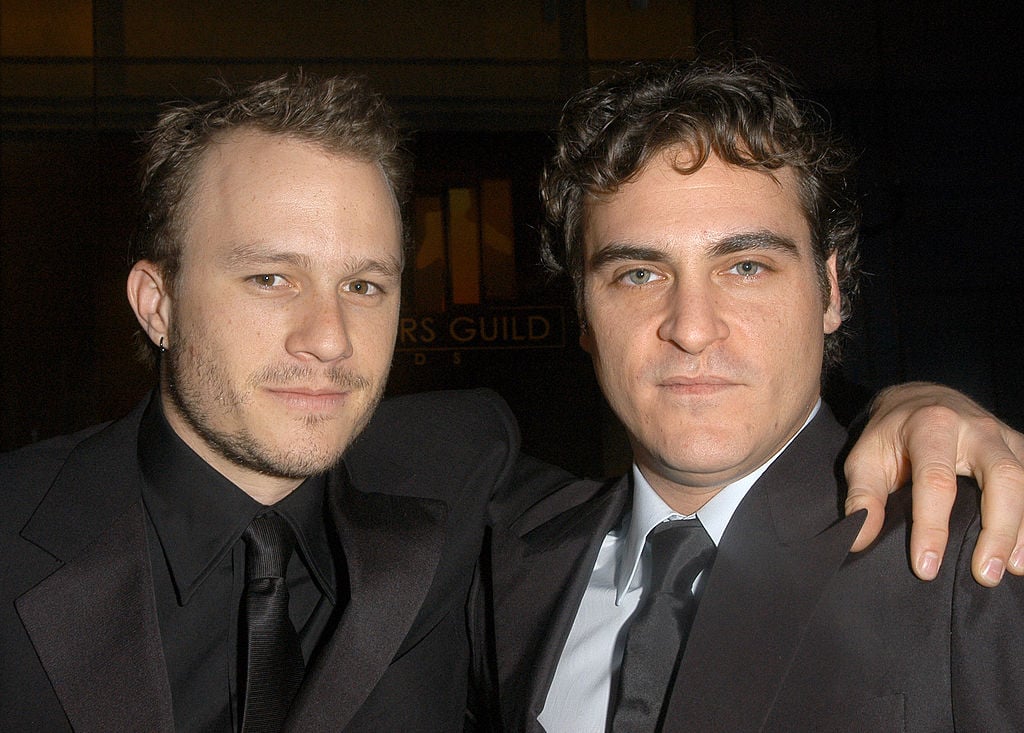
[642, 472, 724, 516]
[230, 475, 303, 506]
[159, 394, 304, 506]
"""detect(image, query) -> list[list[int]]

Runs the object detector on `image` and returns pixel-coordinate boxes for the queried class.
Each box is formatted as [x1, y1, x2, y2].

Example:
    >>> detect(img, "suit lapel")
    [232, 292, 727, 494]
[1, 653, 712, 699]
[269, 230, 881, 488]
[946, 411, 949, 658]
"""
[286, 469, 449, 731]
[492, 475, 631, 731]
[663, 408, 865, 732]
[15, 401, 174, 732]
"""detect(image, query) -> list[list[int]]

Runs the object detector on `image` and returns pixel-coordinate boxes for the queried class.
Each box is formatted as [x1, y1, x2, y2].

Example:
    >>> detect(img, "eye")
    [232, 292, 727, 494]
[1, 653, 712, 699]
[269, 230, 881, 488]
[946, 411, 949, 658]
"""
[249, 274, 288, 288]
[618, 268, 661, 286]
[728, 260, 765, 277]
[345, 279, 381, 296]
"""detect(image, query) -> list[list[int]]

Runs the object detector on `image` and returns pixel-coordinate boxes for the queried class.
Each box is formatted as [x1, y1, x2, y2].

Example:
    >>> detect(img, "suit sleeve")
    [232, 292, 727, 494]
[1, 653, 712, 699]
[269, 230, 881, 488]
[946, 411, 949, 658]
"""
[949, 479, 1024, 728]
[466, 452, 588, 731]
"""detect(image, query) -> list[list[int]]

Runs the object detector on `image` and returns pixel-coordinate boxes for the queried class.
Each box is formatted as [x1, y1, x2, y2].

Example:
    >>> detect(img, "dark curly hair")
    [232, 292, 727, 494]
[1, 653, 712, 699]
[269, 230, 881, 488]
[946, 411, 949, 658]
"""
[131, 71, 410, 366]
[539, 57, 860, 368]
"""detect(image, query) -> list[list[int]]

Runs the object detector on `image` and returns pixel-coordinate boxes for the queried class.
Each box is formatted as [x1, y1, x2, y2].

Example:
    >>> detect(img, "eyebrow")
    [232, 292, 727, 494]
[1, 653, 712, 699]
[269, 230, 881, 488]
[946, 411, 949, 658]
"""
[588, 229, 801, 270]
[222, 244, 404, 278]
[349, 255, 405, 278]
[222, 246, 312, 271]
[705, 230, 801, 259]
[588, 244, 671, 270]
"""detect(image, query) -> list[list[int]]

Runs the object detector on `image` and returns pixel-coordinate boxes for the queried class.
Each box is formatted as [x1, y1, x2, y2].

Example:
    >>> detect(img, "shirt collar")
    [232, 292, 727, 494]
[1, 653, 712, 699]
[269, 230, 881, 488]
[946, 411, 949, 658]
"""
[274, 471, 336, 604]
[615, 398, 822, 603]
[138, 393, 336, 605]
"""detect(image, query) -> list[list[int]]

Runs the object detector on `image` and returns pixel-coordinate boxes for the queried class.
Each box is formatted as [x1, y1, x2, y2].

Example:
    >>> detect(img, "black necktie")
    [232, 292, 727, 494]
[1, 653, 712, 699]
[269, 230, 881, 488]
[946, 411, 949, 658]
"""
[241, 512, 305, 732]
[611, 518, 716, 732]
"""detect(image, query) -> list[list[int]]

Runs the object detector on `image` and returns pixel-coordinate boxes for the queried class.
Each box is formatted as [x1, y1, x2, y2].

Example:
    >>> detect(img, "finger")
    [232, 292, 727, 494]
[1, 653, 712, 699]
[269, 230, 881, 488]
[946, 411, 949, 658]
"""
[1011, 534, 1024, 577]
[1002, 430, 1024, 576]
[844, 412, 915, 551]
[902, 408, 961, 580]
[845, 439, 911, 495]
[843, 384, 927, 500]
[907, 468, 957, 581]
[970, 447, 1024, 585]
[844, 491, 885, 552]
[844, 431, 904, 551]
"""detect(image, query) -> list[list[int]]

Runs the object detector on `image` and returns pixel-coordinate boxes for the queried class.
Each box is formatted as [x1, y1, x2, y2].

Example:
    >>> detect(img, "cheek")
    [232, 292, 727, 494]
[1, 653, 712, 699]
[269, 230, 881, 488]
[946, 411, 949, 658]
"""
[757, 300, 827, 381]
[588, 327, 640, 388]
[182, 301, 268, 373]
[355, 309, 400, 359]
[177, 288, 248, 333]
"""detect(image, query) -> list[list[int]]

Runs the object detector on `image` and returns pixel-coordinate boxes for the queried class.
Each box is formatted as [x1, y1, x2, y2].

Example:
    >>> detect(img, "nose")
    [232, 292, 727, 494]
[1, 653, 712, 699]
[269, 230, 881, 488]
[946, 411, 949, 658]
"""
[285, 293, 353, 362]
[656, 280, 729, 355]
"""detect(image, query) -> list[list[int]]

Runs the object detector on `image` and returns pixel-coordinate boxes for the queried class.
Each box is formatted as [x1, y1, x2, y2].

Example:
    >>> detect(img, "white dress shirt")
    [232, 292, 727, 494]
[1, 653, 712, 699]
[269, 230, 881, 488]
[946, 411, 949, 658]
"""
[539, 400, 822, 733]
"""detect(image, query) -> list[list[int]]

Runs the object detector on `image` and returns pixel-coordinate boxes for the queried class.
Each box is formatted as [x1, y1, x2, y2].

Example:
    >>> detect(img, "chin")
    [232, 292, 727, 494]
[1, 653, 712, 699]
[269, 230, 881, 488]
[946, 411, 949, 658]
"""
[266, 444, 344, 479]
[255, 425, 350, 473]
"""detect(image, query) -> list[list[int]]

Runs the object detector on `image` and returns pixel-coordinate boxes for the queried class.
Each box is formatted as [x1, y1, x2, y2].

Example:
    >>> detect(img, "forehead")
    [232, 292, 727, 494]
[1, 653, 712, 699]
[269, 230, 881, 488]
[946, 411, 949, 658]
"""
[190, 128, 386, 205]
[583, 149, 809, 256]
[183, 129, 403, 258]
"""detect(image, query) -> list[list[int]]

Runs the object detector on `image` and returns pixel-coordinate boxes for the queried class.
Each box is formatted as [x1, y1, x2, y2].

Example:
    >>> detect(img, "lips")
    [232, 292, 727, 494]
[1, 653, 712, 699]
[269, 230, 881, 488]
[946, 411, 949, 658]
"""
[267, 387, 348, 396]
[655, 376, 740, 399]
[264, 387, 350, 412]
[658, 375, 734, 387]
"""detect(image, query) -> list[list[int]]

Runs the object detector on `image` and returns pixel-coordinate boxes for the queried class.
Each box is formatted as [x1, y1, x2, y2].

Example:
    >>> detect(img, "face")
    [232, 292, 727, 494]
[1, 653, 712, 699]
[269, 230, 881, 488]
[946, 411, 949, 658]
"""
[140, 129, 403, 499]
[581, 149, 841, 512]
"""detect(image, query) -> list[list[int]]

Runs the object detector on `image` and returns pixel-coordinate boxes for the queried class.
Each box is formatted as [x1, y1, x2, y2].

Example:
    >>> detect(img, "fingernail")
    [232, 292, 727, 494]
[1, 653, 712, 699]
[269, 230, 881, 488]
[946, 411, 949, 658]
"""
[918, 551, 939, 579]
[1010, 547, 1024, 573]
[982, 557, 1006, 584]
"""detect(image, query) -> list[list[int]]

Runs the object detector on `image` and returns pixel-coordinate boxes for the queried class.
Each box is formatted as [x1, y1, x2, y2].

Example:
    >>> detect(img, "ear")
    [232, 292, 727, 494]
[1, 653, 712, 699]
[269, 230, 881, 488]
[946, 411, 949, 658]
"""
[822, 252, 842, 335]
[126, 260, 172, 348]
[579, 327, 594, 354]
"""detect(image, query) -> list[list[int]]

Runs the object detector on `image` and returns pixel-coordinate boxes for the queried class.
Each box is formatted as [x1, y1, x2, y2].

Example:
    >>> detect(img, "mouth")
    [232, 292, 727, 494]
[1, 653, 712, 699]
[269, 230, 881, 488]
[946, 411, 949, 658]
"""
[264, 387, 351, 412]
[657, 376, 738, 396]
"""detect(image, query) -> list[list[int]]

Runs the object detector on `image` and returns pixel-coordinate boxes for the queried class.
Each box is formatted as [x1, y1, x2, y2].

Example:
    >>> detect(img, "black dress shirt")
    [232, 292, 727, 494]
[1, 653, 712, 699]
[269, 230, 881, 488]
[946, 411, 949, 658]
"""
[137, 397, 342, 732]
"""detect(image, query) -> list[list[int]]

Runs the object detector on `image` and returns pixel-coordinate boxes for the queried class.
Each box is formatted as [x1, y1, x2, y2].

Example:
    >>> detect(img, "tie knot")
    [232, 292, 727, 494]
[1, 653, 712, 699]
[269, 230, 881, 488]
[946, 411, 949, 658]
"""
[243, 512, 296, 580]
[646, 518, 716, 595]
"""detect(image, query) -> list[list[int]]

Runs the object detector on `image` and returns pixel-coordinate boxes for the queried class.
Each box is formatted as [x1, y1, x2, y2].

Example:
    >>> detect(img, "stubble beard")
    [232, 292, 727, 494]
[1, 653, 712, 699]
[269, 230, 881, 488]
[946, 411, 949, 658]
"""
[164, 325, 385, 480]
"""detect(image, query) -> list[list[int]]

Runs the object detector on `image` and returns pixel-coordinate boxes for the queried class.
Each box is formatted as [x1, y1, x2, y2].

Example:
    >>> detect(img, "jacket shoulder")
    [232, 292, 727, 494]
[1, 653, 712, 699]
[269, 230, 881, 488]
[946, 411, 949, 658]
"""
[375, 388, 518, 437]
[0, 396, 150, 546]
[345, 389, 521, 502]
[0, 423, 111, 531]
[351, 389, 519, 457]
[489, 454, 608, 529]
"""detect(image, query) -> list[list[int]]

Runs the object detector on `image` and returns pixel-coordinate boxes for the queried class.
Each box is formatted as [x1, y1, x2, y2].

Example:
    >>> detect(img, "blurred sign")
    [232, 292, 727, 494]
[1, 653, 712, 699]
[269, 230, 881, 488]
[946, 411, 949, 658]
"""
[397, 306, 566, 351]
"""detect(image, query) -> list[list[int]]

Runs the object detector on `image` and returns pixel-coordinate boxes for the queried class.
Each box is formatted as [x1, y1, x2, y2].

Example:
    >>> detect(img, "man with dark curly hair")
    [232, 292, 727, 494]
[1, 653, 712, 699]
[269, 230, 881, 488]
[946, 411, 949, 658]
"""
[475, 59, 1024, 732]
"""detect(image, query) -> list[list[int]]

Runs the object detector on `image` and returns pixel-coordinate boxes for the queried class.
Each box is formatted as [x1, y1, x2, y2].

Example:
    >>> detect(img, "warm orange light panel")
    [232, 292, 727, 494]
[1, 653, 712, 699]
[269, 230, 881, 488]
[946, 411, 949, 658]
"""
[448, 187, 481, 305]
[480, 178, 516, 301]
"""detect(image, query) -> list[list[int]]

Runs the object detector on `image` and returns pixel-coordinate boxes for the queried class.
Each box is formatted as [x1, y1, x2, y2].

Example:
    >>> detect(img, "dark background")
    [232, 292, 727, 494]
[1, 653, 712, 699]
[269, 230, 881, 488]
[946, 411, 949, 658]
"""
[2, 1, 1021, 477]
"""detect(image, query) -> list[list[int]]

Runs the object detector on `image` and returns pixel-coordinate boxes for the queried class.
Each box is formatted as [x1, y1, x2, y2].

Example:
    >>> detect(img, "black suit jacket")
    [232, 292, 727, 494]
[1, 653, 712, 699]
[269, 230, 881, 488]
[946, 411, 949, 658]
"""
[476, 406, 1024, 731]
[2, 388, 518, 732]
